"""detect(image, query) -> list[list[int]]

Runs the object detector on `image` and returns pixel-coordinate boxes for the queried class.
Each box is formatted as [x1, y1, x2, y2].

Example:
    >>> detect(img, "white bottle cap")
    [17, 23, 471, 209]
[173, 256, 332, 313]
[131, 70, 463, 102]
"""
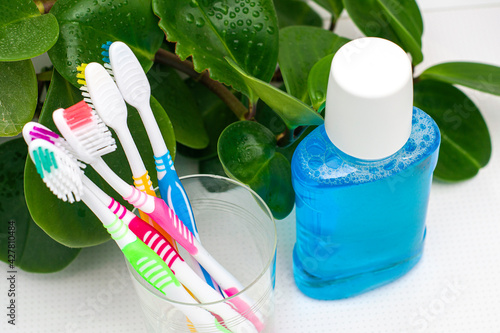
[324, 37, 413, 160]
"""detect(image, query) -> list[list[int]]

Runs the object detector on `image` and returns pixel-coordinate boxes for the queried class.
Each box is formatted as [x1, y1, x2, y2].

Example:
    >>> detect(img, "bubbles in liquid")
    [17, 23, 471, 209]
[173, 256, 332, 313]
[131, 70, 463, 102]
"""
[295, 108, 439, 186]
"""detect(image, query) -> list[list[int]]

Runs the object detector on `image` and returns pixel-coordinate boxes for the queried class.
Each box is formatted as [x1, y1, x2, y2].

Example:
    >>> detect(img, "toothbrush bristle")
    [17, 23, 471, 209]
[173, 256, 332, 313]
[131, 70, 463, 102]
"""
[101, 41, 112, 63]
[103, 63, 114, 77]
[24, 122, 87, 169]
[60, 101, 117, 159]
[29, 141, 83, 203]
[76, 63, 88, 86]
[32, 147, 48, 178]
[63, 101, 93, 130]
[30, 126, 59, 144]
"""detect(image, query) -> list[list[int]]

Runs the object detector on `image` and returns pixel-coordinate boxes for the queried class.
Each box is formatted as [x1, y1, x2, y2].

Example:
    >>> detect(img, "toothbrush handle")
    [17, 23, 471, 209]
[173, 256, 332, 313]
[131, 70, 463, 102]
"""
[129, 215, 182, 269]
[154, 156, 219, 291]
[133, 171, 178, 249]
[155, 152, 197, 236]
[137, 195, 264, 331]
[122, 238, 229, 332]
[129, 215, 258, 332]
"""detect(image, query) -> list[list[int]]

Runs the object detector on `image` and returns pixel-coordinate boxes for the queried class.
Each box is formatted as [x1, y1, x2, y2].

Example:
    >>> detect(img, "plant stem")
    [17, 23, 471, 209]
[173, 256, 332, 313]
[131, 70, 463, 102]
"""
[246, 101, 257, 120]
[37, 70, 53, 82]
[154, 48, 249, 120]
[329, 18, 337, 32]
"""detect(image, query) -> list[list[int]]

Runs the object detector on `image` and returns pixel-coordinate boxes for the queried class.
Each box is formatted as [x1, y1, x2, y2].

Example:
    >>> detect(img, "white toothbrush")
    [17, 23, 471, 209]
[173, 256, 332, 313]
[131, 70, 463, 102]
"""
[104, 41, 198, 238]
[103, 41, 219, 293]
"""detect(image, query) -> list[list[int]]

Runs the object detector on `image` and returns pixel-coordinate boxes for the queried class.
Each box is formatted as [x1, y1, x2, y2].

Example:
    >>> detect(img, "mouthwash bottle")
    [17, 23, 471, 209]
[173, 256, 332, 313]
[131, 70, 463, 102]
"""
[291, 37, 441, 300]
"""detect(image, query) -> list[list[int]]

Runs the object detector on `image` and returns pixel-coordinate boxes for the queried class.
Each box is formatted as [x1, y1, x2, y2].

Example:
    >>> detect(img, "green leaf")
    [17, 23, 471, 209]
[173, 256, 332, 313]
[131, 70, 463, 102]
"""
[152, 0, 279, 102]
[414, 80, 491, 181]
[0, 138, 80, 273]
[226, 58, 324, 129]
[0, 60, 37, 136]
[343, 0, 423, 65]
[277, 125, 316, 162]
[274, 0, 322, 29]
[313, 0, 344, 20]
[278, 26, 349, 103]
[307, 53, 333, 110]
[218, 121, 294, 219]
[178, 79, 238, 159]
[420, 62, 500, 96]
[255, 99, 287, 135]
[148, 64, 208, 149]
[0, 0, 59, 61]
[24, 70, 176, 247]
[48, 0, 163, 87]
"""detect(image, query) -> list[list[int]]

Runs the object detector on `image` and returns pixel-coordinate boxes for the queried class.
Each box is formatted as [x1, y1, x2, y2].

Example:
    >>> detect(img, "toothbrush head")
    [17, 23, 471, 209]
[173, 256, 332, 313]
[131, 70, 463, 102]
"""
[108, 41, 151, 107]
[22, 122, 86, 169]
[84, 62, 128, 126]
[53, 100, 117, 165]
[23, 122, 61, 146]
[28, 139, 84, 203]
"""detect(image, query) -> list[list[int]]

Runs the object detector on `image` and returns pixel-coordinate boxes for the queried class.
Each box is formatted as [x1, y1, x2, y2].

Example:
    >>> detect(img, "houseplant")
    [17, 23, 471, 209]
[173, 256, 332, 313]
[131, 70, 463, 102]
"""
[0, 0, 497, 273]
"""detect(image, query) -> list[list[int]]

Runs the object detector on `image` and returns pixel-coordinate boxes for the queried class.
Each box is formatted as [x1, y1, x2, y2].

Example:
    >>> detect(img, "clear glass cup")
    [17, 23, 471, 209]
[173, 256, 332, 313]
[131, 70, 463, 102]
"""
[127, 174, 277, 333]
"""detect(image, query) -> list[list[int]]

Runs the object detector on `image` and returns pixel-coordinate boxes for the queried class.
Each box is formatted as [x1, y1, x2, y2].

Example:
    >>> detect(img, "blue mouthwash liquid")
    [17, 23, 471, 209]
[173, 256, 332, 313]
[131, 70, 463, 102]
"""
[291, 107, 440, 299]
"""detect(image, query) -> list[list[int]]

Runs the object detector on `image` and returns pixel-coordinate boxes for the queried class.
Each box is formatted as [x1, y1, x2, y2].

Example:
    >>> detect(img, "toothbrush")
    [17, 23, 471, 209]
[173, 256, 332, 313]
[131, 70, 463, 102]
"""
[103, 41, 197, 237]
[83, 177, 258, 333]
[54, 102, 265, 331]
[26, 140, 231, 332]
[22, 122, 258, 332]
[76, 63, 177, 250]
[102, 41, 219, 293]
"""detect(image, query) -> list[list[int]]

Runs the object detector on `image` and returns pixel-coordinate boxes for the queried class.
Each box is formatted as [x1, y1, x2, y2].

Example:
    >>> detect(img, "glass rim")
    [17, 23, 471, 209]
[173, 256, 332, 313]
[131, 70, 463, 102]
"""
[128, 173, 277, 307]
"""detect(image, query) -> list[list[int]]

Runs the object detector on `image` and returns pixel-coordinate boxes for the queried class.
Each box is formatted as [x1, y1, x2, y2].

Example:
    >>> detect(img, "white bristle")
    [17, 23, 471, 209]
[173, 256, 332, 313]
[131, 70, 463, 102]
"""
[53, 106, 117, 165]
[28, 140, 84, 203]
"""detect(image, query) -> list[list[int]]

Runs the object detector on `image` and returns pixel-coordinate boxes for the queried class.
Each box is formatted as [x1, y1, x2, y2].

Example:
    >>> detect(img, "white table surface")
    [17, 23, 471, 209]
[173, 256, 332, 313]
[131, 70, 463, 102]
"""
[2, 1, 500, 332]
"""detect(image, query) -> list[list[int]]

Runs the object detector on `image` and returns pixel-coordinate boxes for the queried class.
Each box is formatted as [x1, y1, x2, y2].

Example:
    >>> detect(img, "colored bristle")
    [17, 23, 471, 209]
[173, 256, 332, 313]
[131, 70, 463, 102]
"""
[63, 101, 93, 130]
[76, 64, 88, 86]
[32, 148, 45, 178]
[101, 41, 112, 50]
[33, 126, 59, 139]
[76, 63, 88, 71]
[29, 141, 83, 203]
[101, 42, 112, 63]
[33, 146, 57, 178]
[30, 128, 56, 144]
